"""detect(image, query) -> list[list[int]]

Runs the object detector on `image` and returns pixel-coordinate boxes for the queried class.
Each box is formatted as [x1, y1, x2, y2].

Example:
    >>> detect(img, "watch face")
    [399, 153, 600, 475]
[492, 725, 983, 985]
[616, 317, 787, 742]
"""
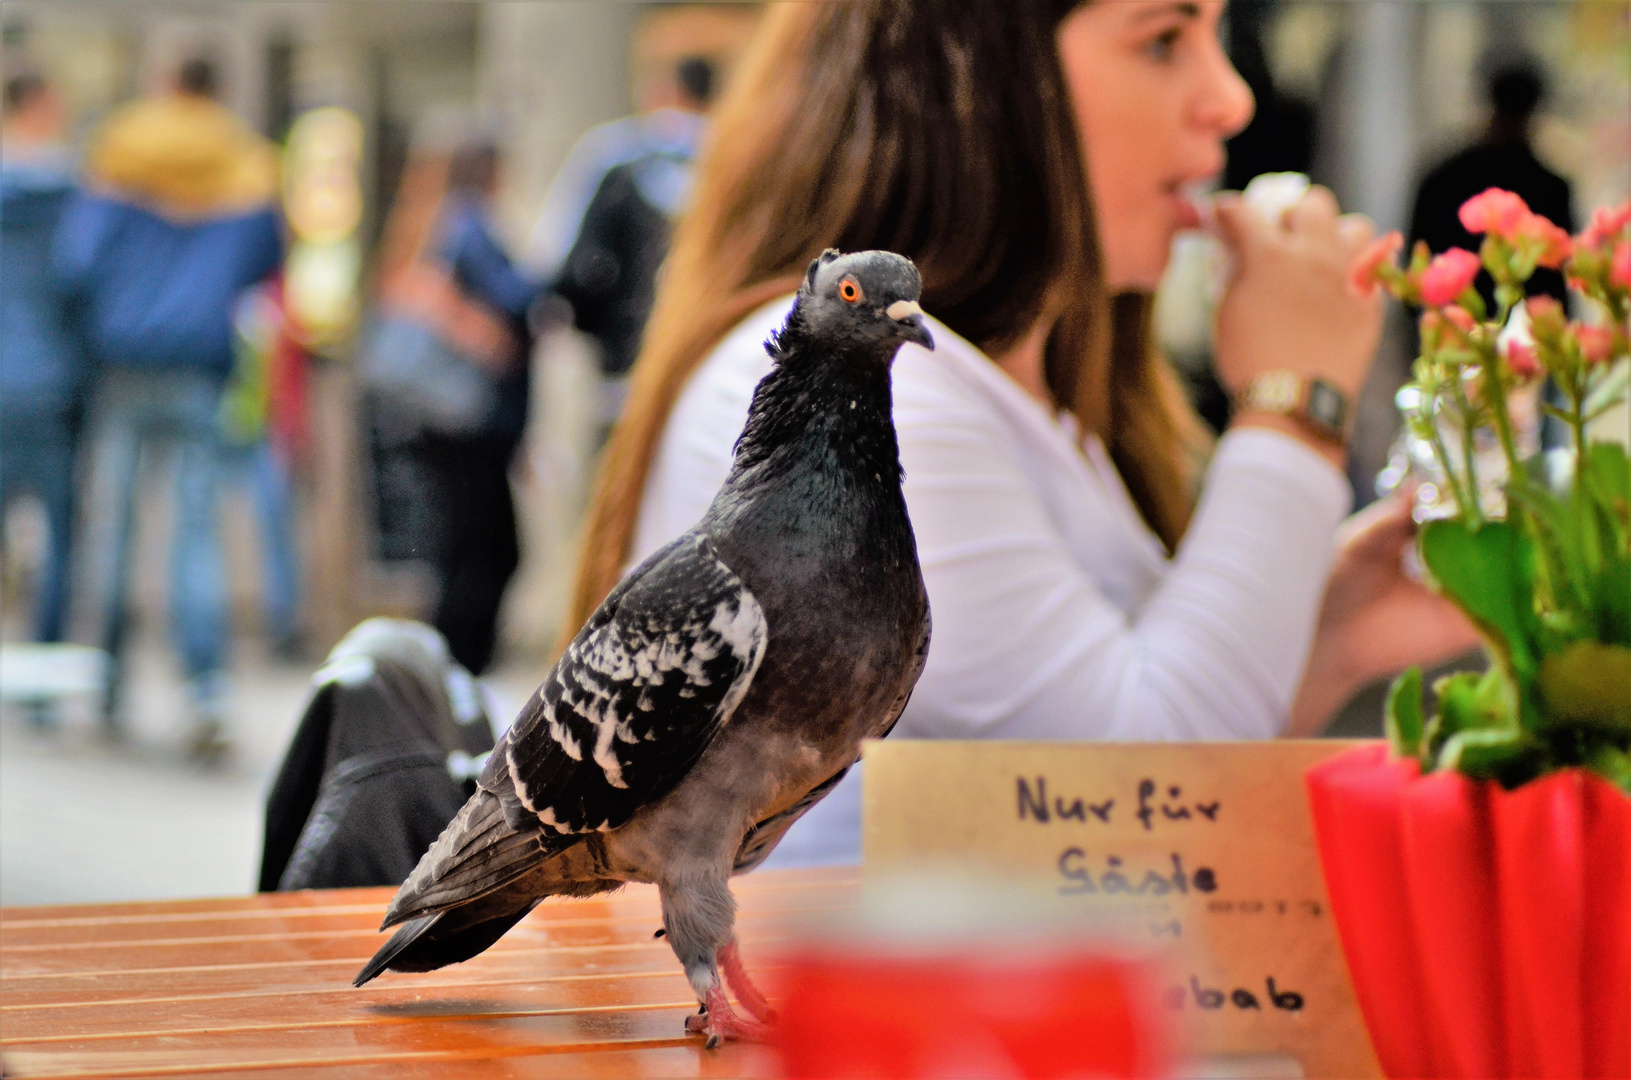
[1307, 379, 1348, 432]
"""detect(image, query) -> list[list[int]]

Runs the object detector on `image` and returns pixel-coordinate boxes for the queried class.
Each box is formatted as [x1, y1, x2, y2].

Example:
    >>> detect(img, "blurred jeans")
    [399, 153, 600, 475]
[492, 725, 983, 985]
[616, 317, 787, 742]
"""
[0, 410, 77, 643]
[221, 438, 300, 646]
[79, 368, 229, 721]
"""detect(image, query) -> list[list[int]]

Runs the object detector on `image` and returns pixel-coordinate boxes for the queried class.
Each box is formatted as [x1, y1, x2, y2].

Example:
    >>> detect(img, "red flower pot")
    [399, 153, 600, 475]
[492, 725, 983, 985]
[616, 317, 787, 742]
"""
[1307, 744, 1631, 1078]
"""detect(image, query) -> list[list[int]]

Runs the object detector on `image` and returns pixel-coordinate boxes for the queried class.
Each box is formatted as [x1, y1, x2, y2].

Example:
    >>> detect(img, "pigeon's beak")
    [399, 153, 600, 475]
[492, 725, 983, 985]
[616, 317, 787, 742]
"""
[886, 299, 934, 351]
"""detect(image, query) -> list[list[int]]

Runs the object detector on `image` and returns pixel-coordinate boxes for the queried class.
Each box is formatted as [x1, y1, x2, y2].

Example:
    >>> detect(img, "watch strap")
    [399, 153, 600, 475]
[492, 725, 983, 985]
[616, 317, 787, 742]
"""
[1236, 371, 1350, 444]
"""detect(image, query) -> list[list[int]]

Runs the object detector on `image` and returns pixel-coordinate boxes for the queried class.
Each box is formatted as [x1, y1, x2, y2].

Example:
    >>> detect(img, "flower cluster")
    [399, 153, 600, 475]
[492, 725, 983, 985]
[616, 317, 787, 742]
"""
[1362, 188, 1629, 507]
[1360, 189, 1630, 792]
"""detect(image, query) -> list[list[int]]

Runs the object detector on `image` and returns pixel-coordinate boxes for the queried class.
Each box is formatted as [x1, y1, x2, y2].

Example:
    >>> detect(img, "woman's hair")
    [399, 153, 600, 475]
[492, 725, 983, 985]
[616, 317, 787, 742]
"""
[563, 0, 1207, 642]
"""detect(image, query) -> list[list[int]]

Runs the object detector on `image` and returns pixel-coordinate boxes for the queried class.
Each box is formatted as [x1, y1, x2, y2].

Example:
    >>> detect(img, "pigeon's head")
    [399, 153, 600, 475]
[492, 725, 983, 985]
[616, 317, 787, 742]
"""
[797, 249, 935, 357]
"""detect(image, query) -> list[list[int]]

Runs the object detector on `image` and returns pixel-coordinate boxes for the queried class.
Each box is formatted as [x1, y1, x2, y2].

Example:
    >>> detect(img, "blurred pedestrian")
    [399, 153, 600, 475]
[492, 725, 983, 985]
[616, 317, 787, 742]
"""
[530, 56, 715, 436]
[365, 136, 544, 675]
[1, 68, 88, 655]
[57, 55, 282, 754]
[1409, 60, 1575, 308]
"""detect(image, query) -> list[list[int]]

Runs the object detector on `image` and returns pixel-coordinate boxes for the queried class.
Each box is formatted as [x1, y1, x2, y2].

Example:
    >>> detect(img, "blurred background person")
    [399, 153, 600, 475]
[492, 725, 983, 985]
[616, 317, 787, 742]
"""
[1409, 58, 1576, 309]
[531, 55, 716, 441]
[366, 134, 544, 676]
[0, 68, 88, 665]
[57, 54, 282, 756]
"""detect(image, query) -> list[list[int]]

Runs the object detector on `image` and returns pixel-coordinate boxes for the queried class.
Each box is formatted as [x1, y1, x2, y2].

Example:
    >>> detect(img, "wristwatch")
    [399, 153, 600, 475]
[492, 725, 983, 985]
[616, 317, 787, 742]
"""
[1236, 371, 1351, 445]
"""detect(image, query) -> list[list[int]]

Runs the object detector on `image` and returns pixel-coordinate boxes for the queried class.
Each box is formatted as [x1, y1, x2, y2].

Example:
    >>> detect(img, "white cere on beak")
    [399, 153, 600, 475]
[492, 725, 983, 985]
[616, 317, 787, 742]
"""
[886, 300, 924, 321]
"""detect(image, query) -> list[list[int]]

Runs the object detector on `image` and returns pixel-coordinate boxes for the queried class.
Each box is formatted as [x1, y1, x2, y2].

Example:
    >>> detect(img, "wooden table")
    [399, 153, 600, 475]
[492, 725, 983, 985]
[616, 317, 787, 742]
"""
[1, 867, 859, 1079]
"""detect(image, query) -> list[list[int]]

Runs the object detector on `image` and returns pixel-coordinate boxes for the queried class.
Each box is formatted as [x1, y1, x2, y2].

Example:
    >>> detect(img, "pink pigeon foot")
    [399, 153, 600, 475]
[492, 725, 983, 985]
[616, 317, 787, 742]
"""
[688, 984, 771, 1048]
[719, 939, 778, 1024]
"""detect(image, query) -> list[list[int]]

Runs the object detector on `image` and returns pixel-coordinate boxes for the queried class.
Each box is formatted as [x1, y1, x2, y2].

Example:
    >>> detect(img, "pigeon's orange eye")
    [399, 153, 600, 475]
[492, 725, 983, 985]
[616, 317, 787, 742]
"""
[839, 278, 863, 304]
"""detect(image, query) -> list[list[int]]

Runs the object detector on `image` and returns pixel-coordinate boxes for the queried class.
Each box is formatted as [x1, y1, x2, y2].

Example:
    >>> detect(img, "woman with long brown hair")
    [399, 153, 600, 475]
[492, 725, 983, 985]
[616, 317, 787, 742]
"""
[566, 1, 1476, 863]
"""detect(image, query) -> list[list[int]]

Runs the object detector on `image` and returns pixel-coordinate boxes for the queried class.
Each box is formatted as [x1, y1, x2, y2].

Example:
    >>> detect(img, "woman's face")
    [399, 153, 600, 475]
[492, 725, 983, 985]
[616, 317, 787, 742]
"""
[1058, 1, 1255, 291]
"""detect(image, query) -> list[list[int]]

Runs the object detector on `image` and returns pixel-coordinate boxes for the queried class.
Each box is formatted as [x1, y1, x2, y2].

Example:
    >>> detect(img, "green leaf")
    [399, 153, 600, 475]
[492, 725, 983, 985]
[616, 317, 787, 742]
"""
[1580, 441, 1630, 523]
[1433, 668, 1515, 735]
[1419, 520, 1543, 689]
[1583, 740, 1631, 795]
[1438, 727, 1546, 787]
[1457, 288, 1488, 321]
[1504, 466, 1591, 631]
[1595, 557, 1631, 647]
[1385, 668, 1426, 760]
[1536, 642, 1631, 734]
[1578, 442, 1631, 645]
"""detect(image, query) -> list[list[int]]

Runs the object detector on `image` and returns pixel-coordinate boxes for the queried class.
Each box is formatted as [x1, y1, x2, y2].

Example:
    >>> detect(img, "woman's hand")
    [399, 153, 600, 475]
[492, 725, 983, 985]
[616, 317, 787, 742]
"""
[1286, 494, 1483, 735]
[1213, 185, 1385, 406]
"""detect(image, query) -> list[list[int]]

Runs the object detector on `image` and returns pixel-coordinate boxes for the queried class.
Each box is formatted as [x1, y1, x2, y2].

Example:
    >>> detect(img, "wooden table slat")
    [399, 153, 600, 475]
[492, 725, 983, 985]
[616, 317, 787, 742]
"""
[1, 868, 857, 1078]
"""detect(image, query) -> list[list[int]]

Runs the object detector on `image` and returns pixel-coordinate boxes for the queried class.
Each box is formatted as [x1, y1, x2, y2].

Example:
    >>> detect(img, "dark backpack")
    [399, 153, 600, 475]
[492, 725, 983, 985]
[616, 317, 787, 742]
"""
[259, 620, 498, 892]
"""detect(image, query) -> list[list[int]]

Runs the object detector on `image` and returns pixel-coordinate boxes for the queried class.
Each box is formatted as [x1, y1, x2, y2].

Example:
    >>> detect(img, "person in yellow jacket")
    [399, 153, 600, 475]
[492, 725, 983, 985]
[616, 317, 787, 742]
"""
[58, 57, 283, 758]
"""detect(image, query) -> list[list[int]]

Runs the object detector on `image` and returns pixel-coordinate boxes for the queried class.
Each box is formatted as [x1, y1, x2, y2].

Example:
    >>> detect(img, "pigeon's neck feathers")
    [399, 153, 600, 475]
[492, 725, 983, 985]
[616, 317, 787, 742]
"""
[723, 301, 901, 487]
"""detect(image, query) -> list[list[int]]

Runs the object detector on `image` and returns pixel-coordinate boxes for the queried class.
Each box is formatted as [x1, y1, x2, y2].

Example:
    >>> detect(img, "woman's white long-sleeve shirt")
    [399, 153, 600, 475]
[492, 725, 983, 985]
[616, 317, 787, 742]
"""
[631, 298, 1352, 865]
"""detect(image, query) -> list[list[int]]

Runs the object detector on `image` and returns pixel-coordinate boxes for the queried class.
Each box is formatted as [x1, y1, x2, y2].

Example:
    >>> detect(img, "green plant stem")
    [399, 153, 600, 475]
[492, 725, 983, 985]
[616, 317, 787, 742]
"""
[1452, 382, 1485, 527]
[1569, 378, 1588, 461]
[1480, 346, 1523, 478]
[1425, 415, 1475, 526]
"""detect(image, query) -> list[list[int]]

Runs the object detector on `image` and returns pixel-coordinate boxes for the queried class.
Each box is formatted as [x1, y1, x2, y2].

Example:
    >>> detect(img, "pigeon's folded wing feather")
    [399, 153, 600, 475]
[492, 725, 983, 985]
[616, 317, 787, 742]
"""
[380, 532, 766, 931]
[380, 787, 572, 926]
[490, 530, 767, 836]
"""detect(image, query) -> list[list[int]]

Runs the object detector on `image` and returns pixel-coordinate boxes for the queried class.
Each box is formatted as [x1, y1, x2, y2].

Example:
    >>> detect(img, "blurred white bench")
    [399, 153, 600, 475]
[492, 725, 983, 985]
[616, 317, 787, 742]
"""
[0, 643, 110, 703]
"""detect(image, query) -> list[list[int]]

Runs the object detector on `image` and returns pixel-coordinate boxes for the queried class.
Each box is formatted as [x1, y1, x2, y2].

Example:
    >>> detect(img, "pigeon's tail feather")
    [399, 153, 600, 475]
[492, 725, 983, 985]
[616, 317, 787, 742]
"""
[354, 899, 535, 986]
[354, 912, 441, 986]
[380, 787, 573, 930]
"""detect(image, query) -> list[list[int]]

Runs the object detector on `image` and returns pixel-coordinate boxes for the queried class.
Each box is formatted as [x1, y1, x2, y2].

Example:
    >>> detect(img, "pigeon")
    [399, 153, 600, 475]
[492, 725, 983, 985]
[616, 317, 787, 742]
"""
[355, 249, 934, 1046]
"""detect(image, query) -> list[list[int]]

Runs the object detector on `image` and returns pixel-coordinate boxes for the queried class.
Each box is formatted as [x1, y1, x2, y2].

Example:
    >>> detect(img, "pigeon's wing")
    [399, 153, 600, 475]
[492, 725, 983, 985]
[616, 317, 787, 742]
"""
[372, 532, 766, 936]
[492, 528, 767, 836]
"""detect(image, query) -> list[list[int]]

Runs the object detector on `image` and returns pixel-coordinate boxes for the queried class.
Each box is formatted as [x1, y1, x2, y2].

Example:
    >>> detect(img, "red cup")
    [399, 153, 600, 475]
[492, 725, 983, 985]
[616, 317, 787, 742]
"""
[771, 941, 1173, 1078]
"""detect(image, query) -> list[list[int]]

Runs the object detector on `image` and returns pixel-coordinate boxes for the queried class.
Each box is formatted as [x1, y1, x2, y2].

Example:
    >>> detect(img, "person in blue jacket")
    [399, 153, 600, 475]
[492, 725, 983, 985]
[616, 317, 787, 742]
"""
[1, 70, 89, 656]
[56, 56, 282, 755]
[413, 139, 545, 676]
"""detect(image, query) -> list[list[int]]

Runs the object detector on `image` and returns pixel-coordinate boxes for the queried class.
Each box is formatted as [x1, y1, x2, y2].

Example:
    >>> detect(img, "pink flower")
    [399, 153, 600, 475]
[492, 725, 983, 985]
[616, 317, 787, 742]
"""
[1502, 338, 1540, 379]
[1419, 248, 1481, 307]
[1613, 240, 1631, 289]
[1575, 325, 1615, 366]
[1580, 201, 1631, 249]
[1459, 188, 1531, 237]
[1526, 296, 1563, 320]
[1514, 215, 1574, 269]
[1349, 230, 1403, 295]
[1443, 305, 1477, 334]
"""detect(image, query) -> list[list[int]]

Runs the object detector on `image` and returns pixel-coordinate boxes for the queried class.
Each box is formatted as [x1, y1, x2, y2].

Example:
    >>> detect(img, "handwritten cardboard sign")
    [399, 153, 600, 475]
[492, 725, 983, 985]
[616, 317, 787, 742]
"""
[862, 740, 1382, 1079]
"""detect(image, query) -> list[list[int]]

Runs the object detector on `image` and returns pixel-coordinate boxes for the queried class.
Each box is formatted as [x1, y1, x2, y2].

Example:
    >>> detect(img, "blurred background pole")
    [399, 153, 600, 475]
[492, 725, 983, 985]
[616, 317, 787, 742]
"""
[1321, 0, 1424, 504]
[1333, 0, 1421, 239]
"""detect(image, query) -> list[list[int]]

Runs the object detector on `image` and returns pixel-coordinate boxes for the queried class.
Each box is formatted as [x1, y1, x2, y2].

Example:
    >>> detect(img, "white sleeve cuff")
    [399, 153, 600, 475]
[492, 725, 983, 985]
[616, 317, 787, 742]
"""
[1209, 426, 1353, 524]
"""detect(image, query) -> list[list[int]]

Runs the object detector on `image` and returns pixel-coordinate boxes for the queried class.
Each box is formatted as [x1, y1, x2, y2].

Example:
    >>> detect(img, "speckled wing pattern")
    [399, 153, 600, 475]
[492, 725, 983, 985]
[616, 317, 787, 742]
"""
[488, 530, 767, 837]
